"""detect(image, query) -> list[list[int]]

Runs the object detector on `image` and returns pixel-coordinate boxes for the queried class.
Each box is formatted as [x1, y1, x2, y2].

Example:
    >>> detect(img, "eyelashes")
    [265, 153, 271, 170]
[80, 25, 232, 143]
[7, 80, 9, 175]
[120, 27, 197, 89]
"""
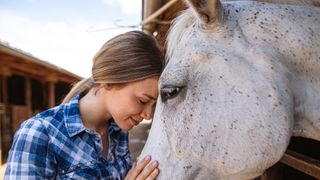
[160, 87, 183, 102]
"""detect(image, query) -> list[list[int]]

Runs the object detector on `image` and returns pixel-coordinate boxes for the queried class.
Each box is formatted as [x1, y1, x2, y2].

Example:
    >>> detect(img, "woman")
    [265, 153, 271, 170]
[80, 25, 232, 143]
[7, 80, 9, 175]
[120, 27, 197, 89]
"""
[5, 31, 164, 179]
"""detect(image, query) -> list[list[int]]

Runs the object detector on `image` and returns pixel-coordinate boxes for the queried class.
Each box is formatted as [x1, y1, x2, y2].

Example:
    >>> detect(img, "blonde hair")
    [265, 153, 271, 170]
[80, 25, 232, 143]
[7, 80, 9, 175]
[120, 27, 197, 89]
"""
[62, 31, 164, 104]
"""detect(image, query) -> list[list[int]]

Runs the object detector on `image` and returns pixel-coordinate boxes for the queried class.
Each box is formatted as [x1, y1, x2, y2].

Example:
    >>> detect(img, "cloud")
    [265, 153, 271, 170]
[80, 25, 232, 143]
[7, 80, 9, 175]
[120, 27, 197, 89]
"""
[101, 0, 141, 14]
[0, 10, 137, 77]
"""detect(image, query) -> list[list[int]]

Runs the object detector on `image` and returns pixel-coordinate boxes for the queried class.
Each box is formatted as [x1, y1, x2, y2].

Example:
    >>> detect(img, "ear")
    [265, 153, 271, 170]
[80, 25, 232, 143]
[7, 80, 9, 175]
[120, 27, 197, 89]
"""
[186, 0, 223, 24]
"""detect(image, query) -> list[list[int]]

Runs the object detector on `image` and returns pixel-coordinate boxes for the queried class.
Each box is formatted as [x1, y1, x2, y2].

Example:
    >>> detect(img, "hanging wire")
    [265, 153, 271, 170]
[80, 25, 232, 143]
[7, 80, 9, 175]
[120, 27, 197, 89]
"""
[86, 19, 141, 32]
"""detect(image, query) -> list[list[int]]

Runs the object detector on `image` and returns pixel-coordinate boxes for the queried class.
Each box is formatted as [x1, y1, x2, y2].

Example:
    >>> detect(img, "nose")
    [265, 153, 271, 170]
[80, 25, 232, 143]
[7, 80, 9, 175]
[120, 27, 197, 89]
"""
[140, 104, 154, 120]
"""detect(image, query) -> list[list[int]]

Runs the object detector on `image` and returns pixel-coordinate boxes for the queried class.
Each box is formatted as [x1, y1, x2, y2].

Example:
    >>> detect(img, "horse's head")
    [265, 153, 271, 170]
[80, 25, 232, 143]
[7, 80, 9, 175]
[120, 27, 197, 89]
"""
[139, 0, 320, 179]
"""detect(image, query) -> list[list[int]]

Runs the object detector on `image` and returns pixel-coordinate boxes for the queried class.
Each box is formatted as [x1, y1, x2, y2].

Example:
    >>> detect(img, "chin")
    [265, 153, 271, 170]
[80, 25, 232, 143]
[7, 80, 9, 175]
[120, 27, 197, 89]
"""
[112, 118, 131, 131]
[118, 123, 132, 131]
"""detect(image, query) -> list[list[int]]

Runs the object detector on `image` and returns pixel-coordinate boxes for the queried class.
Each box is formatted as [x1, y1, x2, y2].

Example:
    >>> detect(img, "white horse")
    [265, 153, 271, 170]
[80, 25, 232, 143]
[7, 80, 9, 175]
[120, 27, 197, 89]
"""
[139, 0, 320, 179]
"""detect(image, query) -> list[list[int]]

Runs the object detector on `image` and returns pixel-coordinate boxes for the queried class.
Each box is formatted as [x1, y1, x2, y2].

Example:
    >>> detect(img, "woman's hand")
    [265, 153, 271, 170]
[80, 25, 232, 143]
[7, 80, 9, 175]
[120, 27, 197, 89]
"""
[125, 155, 159, 180]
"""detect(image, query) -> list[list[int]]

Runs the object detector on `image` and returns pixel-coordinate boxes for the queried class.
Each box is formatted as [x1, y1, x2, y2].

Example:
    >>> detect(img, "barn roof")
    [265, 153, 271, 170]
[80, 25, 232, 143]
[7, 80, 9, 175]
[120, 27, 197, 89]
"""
[0, 41, 82, 83]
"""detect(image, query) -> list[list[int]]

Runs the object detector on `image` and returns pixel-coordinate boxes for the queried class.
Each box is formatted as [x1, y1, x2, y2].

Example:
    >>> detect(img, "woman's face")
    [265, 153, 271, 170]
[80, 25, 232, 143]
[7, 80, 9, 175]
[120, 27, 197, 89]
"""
[104, 76, 159, 131]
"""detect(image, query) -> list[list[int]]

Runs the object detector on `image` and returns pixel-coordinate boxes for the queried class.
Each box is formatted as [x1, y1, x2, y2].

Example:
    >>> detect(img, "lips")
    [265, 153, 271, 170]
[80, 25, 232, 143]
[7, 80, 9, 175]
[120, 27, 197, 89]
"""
[129, 117, 140, 126]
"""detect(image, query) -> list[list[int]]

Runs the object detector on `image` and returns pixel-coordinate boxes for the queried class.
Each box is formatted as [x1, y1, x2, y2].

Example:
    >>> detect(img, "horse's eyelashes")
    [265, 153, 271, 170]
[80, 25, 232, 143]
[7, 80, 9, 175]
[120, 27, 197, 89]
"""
[160, 87, 182, 101]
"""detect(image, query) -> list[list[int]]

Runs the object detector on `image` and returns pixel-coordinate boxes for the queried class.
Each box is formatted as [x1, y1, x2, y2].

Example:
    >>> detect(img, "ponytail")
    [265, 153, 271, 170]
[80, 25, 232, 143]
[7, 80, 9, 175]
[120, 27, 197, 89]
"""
[61, 77, 95, 104]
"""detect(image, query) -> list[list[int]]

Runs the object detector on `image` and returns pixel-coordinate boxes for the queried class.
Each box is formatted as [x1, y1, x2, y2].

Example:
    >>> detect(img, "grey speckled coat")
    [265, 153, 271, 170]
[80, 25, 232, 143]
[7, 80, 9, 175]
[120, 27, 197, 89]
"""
[139, 0, 320, 179]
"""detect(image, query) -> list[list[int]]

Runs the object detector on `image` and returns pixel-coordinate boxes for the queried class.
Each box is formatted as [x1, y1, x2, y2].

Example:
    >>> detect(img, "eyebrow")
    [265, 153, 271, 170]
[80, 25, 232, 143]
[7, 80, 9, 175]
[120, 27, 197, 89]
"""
[143, 93, 157, 100]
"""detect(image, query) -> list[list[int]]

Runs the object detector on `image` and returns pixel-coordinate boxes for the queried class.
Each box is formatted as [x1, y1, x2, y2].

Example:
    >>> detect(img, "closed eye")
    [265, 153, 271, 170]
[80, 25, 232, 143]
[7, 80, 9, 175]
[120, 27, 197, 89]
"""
[139, 99, 148, 105]
[160, 87, 183, 102]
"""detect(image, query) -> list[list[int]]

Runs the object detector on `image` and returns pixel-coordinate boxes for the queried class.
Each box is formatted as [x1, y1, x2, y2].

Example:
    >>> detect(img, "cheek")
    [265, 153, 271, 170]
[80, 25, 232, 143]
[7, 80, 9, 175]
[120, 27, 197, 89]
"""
[106, 97, 126, 118]
[116, 99, 142, 117]
[127, 101, 142, 115]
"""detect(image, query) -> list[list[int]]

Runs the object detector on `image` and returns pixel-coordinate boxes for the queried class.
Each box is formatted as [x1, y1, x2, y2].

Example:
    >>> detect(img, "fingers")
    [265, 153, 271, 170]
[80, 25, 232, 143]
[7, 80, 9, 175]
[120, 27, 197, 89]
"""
[144, 166, 160, 180]
[129, 155, 152, 179]
[125, 162, 136, 180]
[136, 160, 159, 180]
[125, 155, 160, 180]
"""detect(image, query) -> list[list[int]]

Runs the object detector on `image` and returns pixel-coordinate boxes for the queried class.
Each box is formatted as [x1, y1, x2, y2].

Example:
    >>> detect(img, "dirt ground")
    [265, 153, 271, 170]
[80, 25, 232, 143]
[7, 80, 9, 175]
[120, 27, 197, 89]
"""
[0, 120, 151, 178]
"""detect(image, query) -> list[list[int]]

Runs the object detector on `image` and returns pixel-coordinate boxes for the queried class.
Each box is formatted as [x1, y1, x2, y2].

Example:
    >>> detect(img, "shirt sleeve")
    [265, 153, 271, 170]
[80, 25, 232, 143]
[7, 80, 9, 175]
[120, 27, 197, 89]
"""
[4, 118, 56, 179]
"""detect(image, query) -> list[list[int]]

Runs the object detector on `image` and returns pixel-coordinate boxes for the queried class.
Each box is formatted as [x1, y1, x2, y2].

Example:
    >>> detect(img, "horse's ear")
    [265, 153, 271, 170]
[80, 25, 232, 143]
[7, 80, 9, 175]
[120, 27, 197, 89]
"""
[186, 0, 223, 24]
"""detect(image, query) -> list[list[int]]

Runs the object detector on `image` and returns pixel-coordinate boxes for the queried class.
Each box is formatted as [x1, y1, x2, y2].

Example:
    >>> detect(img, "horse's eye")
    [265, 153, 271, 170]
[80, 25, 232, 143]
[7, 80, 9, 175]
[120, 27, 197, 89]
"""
[160, 87, 182, 101]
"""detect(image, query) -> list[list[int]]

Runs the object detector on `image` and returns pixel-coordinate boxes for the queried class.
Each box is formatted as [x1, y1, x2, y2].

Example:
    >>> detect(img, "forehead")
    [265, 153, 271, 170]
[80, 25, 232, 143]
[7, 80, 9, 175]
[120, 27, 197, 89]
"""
[128, 77, 159, 95]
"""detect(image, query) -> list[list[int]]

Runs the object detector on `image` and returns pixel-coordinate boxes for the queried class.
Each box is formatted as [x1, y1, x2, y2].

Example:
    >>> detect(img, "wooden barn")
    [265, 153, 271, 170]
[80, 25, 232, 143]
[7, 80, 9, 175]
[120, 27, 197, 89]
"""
[142, 0, 320, 179]
[0, 42, 82, 164]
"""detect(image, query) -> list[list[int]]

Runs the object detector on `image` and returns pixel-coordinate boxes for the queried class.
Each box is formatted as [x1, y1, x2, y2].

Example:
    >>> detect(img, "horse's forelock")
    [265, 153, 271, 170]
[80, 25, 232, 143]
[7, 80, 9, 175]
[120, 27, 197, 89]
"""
[166, 9, 196, 64]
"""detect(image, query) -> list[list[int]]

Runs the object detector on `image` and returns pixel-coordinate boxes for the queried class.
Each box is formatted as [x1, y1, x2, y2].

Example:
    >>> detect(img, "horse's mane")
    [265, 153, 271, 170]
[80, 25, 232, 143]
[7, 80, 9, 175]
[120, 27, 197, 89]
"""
[166, 9, 196, 64]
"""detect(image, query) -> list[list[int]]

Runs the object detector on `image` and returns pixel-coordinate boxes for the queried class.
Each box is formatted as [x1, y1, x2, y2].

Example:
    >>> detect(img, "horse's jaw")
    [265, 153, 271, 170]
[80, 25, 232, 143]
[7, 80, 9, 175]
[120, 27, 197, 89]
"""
[138, 118, 219, 179]
[138, 118, 264, 180]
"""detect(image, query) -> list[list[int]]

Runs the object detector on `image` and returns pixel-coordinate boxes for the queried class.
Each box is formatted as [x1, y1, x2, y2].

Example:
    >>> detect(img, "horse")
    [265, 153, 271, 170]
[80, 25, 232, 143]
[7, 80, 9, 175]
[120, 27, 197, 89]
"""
[139, 0, 320, 179]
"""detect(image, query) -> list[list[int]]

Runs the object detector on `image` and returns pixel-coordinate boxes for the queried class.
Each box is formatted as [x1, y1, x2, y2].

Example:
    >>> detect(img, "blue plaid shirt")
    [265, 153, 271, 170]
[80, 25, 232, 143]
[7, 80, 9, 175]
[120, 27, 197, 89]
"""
[5, 94, 132, 179]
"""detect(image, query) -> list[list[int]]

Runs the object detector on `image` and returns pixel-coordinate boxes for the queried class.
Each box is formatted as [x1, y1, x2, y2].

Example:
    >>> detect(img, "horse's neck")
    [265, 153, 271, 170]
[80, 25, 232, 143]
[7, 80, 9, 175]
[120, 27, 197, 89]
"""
[235, 2, 320, 140]
[258, 0, 320, 6]
[224, 0, 320, 6]
[277, 12, 320, 141]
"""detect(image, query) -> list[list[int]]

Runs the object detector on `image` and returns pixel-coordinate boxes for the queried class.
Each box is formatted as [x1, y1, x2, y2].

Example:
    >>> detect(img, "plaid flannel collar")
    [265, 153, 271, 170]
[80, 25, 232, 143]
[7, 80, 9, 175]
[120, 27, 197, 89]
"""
[63, 94, 121, 138]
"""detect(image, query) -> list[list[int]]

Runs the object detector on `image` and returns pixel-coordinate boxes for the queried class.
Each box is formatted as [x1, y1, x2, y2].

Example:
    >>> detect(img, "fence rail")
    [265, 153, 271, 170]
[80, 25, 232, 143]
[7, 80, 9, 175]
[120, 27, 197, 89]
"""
[280, 150, 320, 179]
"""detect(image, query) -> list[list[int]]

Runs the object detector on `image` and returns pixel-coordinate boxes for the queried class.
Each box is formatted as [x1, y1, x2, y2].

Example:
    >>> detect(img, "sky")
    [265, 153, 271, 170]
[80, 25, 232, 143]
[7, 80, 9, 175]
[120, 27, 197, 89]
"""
[0, 0, 142, 77]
